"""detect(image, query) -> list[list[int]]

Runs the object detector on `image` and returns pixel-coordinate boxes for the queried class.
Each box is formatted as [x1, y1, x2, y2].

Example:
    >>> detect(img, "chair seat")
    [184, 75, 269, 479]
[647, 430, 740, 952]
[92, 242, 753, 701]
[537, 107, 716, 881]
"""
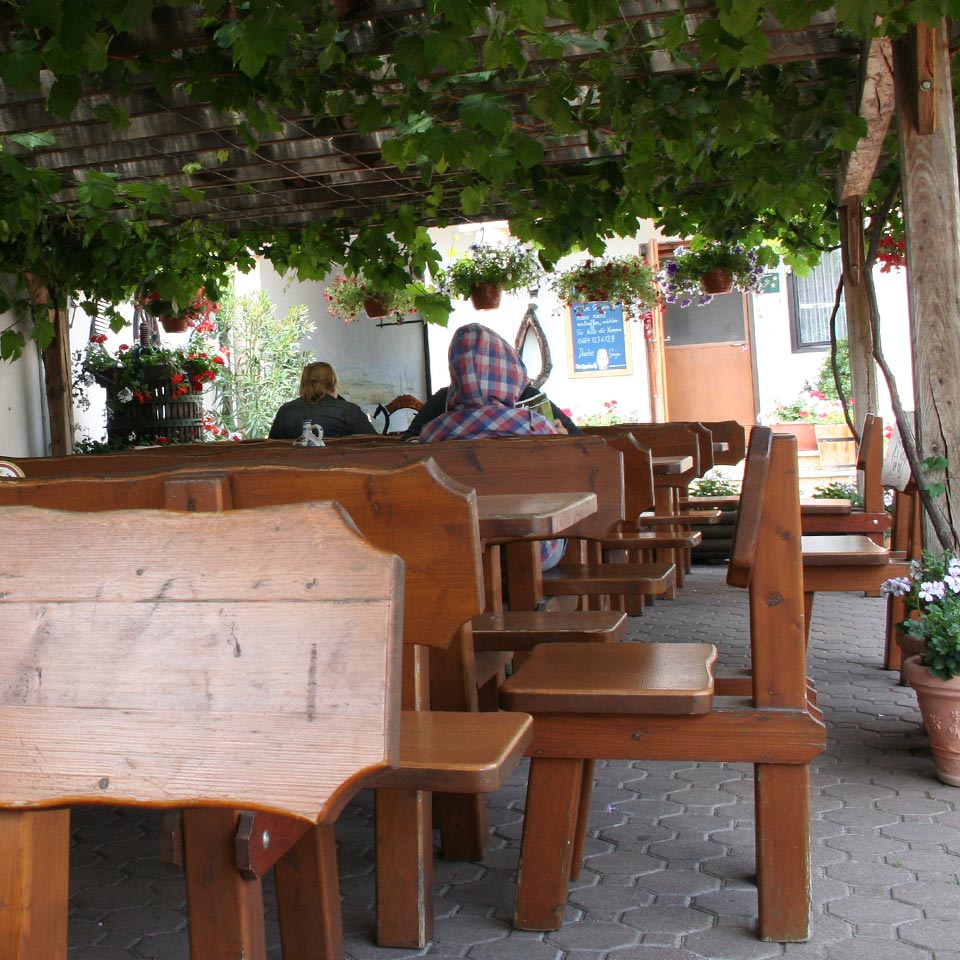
[599, 530, 701, 551]
[543, 561, 675, 596]
[640, 510, 722, 526]
[471, 610, 628, 650]
[499, 642, 716, 714]
[374, 711, 533, 793]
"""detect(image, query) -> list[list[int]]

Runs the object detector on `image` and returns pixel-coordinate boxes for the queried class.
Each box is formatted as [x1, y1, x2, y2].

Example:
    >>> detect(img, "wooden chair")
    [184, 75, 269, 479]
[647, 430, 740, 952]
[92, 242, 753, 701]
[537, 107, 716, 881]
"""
[700, 419, 748, 466]
[372, 393, 425, 434]
[0, 501, 402, 959]
[499, 429, 826, 942]
[0, 461, 534, 956]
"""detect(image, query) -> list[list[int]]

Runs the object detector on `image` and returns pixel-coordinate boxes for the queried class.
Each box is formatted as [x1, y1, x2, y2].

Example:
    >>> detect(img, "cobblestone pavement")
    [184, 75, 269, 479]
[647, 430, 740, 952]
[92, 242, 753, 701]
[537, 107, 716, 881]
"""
[67, 565, 960, 960]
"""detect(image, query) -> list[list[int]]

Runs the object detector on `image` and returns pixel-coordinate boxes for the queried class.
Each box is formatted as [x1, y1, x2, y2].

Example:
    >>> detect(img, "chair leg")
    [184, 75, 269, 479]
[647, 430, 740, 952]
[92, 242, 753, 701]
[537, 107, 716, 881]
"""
[514, 757, 583, 931]
[803, 592, 814, 646]
[375, 788, 434, 949]
[754, 763, 811, 942]
[569, 759, 595, 880]
[183, 808, 267, 960]
[0, 809, 69, 960]
[274, 824, 343, 960]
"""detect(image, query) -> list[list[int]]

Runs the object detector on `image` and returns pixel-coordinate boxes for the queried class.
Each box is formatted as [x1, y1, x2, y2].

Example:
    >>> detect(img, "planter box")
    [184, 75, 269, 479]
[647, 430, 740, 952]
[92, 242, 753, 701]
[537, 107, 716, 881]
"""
[769, 422, 818, 452]
[814, 423, 856, 468]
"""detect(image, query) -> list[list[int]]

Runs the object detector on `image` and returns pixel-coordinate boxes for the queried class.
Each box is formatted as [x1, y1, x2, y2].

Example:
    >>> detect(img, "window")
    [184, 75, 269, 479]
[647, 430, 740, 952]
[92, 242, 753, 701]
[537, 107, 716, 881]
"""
[788, 248, 847, 350]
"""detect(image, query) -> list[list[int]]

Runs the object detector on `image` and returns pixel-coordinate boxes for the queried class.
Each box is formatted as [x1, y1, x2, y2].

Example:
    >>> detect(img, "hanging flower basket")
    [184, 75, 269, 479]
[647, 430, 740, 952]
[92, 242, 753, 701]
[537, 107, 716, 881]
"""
[699, 268, 734, 295]
[363, 296, 389, 318]
[550, 255, 659, 321]
[159, 314, 191, 334]
[469, 283, 502, 310]
[439, 242, 541, 306]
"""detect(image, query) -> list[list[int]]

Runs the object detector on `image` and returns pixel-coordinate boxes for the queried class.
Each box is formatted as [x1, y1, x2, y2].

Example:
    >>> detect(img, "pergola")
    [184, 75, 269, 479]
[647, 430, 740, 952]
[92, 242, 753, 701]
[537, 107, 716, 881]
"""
[1, 2, 957, 547]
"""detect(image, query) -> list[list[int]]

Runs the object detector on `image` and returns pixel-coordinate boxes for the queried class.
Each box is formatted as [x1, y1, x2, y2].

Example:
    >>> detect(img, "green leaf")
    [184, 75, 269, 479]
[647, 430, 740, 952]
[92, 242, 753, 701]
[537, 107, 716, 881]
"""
[9, 131, 56, 150]
[46, 75, 83, 118]
[21, 0, 61, 31]
[75, 172, 119, 209]
[458, 94, 512, 136]
[717, 0, 764, 37]
[0, 328, 27, 362]
[460, 184, 487, 215]
[182, 162, 204, 175]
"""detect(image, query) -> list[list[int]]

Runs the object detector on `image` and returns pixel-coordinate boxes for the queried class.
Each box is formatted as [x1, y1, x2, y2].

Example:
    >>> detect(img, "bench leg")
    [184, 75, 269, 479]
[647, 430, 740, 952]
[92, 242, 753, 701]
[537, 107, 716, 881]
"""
[569, 759, 595, 880]
[755, 763, 811, 942]
[885, 594, 905, 672]
[274, 824, 343, 960]
[514, 757, 582, 931]
[803, 592, 814, 646]
[183, 808, 267, 960]
[0, 809, 69, 960]
[376, 788, 434, 948]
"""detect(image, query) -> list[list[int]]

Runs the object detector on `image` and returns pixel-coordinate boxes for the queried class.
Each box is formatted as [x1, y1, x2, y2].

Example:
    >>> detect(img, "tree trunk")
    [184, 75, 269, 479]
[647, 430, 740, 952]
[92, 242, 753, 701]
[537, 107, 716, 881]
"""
[838, 199, 878, 432]
[24, 275, 74, 457]
[894, 21, 960, 551]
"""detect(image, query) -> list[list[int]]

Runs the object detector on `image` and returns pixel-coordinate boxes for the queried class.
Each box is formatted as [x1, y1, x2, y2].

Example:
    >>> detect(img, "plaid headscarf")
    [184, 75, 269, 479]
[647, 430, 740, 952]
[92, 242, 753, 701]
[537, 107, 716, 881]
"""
[419, 324, 557, 442]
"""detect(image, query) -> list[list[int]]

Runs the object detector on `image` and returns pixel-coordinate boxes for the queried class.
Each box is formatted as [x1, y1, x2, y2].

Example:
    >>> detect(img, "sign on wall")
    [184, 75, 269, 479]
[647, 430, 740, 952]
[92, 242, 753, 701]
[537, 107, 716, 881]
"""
[566, 302, 633, 378]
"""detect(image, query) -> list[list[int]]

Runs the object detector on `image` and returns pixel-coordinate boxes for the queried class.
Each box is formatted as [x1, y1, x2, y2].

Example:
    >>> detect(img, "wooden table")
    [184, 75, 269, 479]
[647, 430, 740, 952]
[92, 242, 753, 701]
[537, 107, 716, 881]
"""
[799, 498, 852, 515]
[652, 454, 694, 476]
[475, 491, 599, 613]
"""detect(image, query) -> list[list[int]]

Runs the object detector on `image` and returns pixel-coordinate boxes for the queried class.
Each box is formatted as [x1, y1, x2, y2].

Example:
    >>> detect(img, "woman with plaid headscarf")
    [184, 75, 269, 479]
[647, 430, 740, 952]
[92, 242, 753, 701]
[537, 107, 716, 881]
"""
[420, 323, 565, 568]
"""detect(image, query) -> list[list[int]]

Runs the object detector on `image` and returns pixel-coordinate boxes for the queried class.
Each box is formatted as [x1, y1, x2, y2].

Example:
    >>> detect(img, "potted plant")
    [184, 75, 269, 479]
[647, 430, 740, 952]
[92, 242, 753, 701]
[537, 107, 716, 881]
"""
[323, 275, 418, 322]
[882, 554, 960, 786]
[551, 255, 659, 321]
[658, 241, 765, 306]
[81, 333, 227, 446]
[439, 242, 542, 310]
[139, 288, 219, 333]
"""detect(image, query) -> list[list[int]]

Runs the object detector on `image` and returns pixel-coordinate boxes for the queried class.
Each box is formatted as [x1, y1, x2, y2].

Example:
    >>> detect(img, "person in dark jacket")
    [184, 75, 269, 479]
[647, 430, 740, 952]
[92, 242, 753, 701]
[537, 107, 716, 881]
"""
[268, 361, 376, 439]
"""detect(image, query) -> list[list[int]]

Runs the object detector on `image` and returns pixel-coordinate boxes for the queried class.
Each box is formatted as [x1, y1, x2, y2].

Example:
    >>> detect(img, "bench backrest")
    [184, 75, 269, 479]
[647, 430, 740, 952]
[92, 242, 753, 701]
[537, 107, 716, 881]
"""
[727, 427, 807, 708]
[0, 460, 483, 653]
[0, 501, 402, 823]
[857, 413, 885, 514]
[700, 420, 748, 466]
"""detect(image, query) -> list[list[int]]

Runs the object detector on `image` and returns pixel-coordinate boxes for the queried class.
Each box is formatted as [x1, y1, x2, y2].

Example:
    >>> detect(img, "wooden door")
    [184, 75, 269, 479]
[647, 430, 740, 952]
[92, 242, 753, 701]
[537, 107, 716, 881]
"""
[662, 292, 757, 425]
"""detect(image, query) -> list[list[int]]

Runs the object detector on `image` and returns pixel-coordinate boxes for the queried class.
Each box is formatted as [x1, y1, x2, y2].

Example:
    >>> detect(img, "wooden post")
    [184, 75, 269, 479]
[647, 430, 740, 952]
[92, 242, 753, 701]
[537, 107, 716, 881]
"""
[23, 275, 74, 456]
[894, 20, 960, 551]
[837, 198, 878, 432]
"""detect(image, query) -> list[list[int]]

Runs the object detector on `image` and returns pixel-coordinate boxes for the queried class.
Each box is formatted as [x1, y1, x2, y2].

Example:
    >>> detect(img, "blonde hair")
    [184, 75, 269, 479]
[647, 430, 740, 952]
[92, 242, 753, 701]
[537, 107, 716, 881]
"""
[300, 362, 338, 403]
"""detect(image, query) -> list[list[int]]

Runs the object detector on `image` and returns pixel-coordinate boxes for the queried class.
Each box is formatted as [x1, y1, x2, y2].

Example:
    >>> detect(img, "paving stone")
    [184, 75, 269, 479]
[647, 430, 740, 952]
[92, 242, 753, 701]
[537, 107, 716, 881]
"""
[681, 924, 782, 959]
[898, 919, 960, 950]
[543, 919, 641, 951]
[826, 896, 920, 925]
[825, 938, 938, 960]
[634, 869, 721, 897]
[567, 884, 653, 917]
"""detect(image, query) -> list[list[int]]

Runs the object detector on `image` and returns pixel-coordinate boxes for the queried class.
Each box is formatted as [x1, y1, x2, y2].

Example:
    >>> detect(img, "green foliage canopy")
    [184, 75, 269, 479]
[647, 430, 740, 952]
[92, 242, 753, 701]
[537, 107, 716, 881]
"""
[1, 0, 957, 359]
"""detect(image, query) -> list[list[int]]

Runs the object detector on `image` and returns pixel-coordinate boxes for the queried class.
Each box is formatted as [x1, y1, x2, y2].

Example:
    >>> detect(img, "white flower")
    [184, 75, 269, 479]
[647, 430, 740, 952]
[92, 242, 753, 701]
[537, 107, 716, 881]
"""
[880, 577, 911, 597]
[946, 573, 960, 594]
[918, 580, 946, 602]
[117, 387, 134, 403]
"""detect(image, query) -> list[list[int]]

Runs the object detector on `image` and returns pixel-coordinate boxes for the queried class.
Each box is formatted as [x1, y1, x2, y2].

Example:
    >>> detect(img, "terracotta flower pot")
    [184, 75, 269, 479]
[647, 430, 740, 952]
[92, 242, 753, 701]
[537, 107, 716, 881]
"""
[903, 655, 960, 786]
[469, 283, 502, 310]
[700, 268, 734, 295]
[159, 314, 190, 334]
[896, 628, 926, 686]
[364, 297, 388, 318]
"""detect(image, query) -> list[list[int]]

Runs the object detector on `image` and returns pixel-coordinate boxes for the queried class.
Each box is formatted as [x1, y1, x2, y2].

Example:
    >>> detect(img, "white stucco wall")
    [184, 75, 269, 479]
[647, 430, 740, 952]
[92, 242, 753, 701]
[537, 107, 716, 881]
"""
[0, 310, 47, 457]
[752, 263, 912, 426]
[254, 259, 427, 430]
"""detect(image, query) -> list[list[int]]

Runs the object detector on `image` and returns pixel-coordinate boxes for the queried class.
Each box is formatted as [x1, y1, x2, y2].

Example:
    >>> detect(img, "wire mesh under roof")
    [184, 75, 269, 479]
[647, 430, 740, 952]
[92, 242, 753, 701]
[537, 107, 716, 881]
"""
[0, 1, 865, 232]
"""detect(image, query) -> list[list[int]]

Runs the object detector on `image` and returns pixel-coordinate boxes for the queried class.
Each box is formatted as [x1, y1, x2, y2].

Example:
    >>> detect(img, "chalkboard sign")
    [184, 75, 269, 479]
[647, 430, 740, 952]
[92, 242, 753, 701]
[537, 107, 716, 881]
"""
[566, 302, 632, 378]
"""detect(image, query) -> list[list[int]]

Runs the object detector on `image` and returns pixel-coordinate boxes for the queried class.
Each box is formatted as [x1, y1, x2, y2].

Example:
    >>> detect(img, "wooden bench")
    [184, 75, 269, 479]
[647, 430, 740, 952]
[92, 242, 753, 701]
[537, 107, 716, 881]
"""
[499, 428, 826, 942]
[3, 440, 634, 650]
[0, 500, 402, 959]
[0, 460, 533, 955]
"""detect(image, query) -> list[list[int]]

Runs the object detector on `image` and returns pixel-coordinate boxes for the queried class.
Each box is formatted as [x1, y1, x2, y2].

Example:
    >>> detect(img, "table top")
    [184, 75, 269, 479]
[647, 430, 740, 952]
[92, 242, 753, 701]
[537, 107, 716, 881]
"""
[801, 534, 889, 565]
[652, 455, 694, 475]
[477, 492, 598, 542]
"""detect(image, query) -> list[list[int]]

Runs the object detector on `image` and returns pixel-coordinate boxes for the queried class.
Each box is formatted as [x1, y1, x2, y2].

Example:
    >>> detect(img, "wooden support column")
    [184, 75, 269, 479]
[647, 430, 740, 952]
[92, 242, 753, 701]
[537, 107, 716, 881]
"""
[894, 21, 960, 550]
[23, 275, 74, 456]
[838, 199, 878, 431]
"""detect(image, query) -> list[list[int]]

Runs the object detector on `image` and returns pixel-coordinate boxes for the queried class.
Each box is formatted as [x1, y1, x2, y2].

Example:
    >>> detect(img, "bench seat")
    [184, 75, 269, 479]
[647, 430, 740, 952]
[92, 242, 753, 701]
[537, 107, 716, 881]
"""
[471, 610, 628, 650]
[543, 560, 675, 597]
[374, 711, 534, 793]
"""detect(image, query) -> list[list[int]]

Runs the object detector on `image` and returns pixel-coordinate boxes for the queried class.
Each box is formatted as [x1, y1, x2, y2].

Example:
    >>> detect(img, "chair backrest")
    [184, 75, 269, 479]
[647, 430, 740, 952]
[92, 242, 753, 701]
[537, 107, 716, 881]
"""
[857, 413, 885, 514]
[700, 420, 748, 466]
[0, 501, 402, 823]
[726, 427, 807, 708]
[677, 422, 716, 475]
[0, 460, 483, 653]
